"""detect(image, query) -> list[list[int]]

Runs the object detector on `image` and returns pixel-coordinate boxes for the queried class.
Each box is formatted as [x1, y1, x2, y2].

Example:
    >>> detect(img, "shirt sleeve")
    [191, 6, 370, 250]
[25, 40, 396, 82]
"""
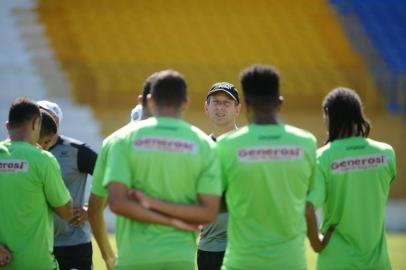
[90, 144, 109, 197]
[77, 143, 98, 175]
[307, 137, 318, 191]
[196, 141, 222, 196]
[389, 147, 397, 183]
[103, 138, 131, 188]
[43, 154, 71, 208]
[307, 160, 327, 209]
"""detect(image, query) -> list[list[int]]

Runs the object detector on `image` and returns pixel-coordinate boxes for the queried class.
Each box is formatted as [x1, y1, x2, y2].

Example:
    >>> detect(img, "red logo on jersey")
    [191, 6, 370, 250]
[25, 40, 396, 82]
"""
[0, 160, 29, 173]
[238, 146, 303, 162]
[331, 154, 387, 174]
[134, 137, 197, 153]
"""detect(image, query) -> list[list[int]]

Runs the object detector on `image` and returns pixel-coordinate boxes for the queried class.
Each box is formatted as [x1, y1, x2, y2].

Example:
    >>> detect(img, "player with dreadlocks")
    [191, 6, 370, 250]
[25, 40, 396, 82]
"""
[323, 87, 370, 143]
[306, 87, 397, 270]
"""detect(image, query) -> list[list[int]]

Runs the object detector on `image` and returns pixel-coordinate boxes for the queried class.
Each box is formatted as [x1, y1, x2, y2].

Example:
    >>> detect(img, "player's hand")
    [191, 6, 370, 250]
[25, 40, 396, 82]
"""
[127, 189, 138, 202]
[128, 189, 153, 209]
[70, 206, 88, 227]
[313, 225, 335, 253]
[320, 225, 335, 250]
[0, 245, 12, 267]
[171, 219, 202, 232]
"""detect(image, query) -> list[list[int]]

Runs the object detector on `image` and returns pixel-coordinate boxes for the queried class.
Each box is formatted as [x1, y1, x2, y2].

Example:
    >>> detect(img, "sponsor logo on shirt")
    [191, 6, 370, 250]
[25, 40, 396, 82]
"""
[238, 145, 303, 162]
[258, 135, 281, 140]
[134, 136, 197, 154]
[0, 160, 29, 173]
[157, 126, 179, 131]
[331, 154, 387, 174]
[346, 145, 366, 151]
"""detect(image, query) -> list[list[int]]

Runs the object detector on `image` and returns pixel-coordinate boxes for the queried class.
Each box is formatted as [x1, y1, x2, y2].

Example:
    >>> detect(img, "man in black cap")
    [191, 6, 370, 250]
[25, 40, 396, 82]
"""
[198, 82, 241, 270]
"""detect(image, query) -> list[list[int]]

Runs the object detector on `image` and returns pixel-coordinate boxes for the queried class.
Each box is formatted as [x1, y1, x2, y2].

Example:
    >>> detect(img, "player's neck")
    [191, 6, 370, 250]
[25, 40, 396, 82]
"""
[8, 128, 36, 145]
[247, 106, 279, 125]
[212, 123, 238, 138]
[251, 114, 279, 125]
[154, 107, 182, 119]
[337, 127, 359, 140]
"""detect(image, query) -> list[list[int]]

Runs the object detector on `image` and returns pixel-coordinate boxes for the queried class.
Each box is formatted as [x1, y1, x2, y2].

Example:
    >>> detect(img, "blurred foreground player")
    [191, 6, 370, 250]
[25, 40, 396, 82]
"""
[106, 70, 221, 270]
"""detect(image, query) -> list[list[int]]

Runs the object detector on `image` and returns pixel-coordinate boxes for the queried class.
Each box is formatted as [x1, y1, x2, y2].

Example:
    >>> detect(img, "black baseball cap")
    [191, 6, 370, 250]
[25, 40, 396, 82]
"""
[207, 82, 240, 104]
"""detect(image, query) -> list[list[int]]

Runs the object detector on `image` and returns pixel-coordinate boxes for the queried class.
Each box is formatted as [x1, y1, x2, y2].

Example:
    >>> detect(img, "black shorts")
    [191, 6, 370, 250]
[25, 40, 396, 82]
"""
[197, 249, 225, 270]
[54, 242, 92, 270]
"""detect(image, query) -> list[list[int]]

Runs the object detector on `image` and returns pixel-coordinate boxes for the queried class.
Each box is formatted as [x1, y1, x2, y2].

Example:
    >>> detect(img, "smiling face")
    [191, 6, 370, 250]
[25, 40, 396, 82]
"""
[205, 91, 241, 127]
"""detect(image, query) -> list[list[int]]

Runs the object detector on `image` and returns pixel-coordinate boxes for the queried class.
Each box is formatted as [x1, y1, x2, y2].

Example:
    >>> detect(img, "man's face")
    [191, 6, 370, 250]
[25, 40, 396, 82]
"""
[37, 133, 57, 150]
[205, 92, 240, 126]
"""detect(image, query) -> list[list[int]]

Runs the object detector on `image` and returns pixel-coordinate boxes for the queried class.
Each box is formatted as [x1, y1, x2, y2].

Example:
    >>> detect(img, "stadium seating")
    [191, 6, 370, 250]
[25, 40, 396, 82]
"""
[330, 0, 406, 114]
[36, 0, 382, 110]
[33, 0, 406, 198]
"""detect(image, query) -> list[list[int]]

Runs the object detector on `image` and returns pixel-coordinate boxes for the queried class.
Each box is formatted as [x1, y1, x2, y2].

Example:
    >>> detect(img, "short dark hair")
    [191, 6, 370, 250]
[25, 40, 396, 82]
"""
[8, 97, 41, 128]
[151, 70, 187, 108]
[142, 72, 159, 107]
[40, 109, 57, 138]
[323, 87, 370, 143]
[240, 64, 280, 109]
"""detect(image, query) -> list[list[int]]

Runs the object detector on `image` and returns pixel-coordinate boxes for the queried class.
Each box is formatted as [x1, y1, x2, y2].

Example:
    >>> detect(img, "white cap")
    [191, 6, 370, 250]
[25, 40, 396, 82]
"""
[37, 100, 63, 124]
[130, 104, 143, 123]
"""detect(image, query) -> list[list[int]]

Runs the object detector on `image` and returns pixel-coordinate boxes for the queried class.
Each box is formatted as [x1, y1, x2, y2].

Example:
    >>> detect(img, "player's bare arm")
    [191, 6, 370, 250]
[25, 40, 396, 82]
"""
[52, 199, 73, 221]
[305, 202, 335, 253]
[129, 189, 220, 224]
[108, 182, 200, 231]
[88, 194, 115, 270]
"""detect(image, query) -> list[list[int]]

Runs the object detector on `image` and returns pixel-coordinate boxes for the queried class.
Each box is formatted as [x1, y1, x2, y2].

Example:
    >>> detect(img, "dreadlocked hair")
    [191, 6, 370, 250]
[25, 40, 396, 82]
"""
[323, 87, 370, 143]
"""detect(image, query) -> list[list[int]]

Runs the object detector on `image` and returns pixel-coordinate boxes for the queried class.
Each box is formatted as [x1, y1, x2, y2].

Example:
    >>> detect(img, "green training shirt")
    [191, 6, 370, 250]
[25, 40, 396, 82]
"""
[91, 125, 130, 198]
[0, 140, 71, 270]
[217, 124, 317, 270]
[307, 137, 396, 270]
[104, 117, 221, 268]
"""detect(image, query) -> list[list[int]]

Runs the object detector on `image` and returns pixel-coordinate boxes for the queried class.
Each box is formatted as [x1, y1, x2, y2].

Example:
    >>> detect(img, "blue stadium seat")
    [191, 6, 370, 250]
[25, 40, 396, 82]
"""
[330, 0, 406, 115]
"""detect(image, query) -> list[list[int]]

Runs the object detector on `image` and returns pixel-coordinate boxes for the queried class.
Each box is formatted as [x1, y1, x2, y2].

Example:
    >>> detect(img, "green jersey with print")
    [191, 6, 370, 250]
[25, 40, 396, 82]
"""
[104, 117, 221, 268]
[217, 124, 317, 270]
[91, 125, 130, 198]
[307, 137, 396, 270]
[0, 140, 71, 270]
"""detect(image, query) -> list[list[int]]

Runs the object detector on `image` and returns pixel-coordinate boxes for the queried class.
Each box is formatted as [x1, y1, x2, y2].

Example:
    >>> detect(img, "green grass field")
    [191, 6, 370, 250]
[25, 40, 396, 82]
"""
[92, 233, 406, 269]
